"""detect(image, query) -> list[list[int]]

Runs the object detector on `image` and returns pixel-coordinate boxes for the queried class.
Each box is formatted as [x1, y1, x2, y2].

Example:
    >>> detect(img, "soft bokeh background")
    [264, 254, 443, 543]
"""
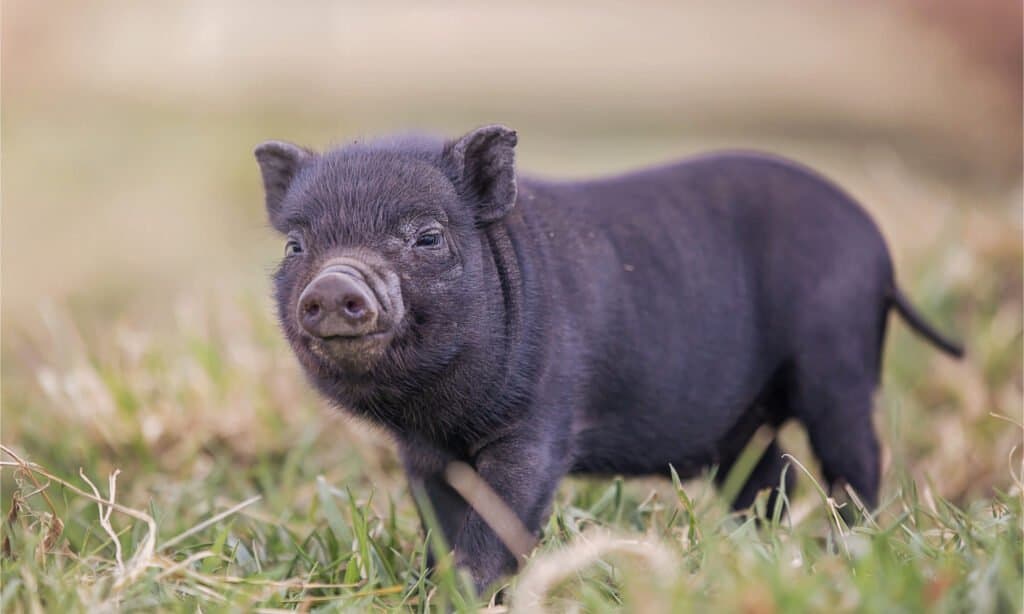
[3, 1, 1020, 323]
[2, 1, 1021, 610]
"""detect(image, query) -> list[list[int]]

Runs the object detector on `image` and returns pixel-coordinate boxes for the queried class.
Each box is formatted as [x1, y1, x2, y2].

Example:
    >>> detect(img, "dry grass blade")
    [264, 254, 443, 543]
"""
[444, 461, 538, 563]
[2, 447, 155, 591]
[0, 445, 288, 608]
[782, 454, 850, 556]
[1, 445, 157, 591]
[0, 448, 62, 539]
[219, 578, 361, 589]
[2, 490, 24, 558]
[989, 411, 1024, 430]
[843, 483, 881, 530]
[987, 413, 1023, 493]
[278, 584, 405, 603]
[510, 529, 679, 613]
[1007, 445, 1023, 494]
[158, 495, 262, 552]
[79, 468, 125, 574]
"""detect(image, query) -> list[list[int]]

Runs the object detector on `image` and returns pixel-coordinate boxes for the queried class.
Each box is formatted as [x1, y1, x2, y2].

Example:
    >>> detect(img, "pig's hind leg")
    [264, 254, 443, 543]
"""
[790, 312, 885, 510]
[716, 437, 795, 515]
[713, 388, 797, 515]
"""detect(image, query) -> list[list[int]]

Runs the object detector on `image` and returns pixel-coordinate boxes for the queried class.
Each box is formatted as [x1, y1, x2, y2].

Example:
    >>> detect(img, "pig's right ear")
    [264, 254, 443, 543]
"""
[254, 140, 311, 232]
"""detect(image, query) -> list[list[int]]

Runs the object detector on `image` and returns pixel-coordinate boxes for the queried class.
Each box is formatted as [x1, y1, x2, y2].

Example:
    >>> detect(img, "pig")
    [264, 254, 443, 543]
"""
[254, 125, 963, 592]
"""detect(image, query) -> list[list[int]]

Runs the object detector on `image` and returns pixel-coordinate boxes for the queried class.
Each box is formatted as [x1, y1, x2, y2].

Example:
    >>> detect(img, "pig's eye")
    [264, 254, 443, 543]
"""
[414, 231, 444, 249]
[284, 239, 303, 257]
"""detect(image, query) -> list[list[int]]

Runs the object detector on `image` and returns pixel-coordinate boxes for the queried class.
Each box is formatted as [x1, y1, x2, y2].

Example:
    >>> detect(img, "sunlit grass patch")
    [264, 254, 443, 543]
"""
[2, 439, 1019, 612]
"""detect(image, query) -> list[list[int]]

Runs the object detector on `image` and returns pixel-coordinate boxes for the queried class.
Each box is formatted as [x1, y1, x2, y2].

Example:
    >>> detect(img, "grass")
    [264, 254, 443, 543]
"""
[1, 244, 1021, 611]
[2, 138, 1021, 612]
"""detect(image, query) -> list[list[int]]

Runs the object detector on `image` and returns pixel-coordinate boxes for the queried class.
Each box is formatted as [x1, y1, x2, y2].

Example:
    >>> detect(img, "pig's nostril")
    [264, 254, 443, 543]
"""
[343, 296, 365, 318]
[304, 300, 321, 319]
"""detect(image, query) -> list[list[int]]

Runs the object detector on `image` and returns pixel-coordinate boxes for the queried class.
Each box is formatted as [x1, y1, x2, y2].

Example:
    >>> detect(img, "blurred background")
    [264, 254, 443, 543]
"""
[3, 1, 1021, 505]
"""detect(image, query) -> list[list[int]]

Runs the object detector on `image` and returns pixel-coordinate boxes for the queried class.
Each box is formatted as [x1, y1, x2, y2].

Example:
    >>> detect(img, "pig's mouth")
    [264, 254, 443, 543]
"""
[321, 330, 393, 342]
[305, 330, 395, 374]
[318, 330, 395, 349]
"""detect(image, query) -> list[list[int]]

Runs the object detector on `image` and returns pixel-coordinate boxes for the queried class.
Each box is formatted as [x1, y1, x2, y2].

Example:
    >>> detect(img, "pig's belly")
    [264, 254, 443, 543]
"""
[566, 396, 765, 480]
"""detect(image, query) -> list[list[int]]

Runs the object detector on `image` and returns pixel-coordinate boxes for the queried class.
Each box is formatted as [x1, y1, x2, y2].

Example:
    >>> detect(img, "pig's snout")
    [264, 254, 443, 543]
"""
[298, 265, 380, 338]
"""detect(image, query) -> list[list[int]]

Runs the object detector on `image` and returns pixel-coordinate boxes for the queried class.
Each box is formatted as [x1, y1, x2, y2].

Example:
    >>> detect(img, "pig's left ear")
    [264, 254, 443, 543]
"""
[254, 140, 312, 232]
[445, 125, 518, 224]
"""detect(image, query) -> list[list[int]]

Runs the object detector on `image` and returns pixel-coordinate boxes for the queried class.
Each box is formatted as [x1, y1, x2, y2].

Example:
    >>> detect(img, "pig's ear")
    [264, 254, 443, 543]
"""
[445, 125, 518, 224]
[254, 140, 311, 232]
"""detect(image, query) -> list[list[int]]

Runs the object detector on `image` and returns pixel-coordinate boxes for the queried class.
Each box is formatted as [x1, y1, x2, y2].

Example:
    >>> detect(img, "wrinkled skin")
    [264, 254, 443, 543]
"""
[255, 126, 962, 592]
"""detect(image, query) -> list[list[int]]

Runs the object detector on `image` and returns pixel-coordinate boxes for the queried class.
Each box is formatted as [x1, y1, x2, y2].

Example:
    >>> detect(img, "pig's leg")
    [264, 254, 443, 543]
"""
[794, 369, 881, 509]
[454, 433, 566, 592]
[406, 471, 470, 567]
[716, 439, 796, 513]
[790, 290, 886, 510]
[806, 392, 880, 509]
[400, 442, 470, 568]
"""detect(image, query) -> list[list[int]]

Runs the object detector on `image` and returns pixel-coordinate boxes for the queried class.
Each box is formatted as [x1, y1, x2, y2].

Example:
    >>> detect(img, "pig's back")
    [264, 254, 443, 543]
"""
[515, 153, 893, 475]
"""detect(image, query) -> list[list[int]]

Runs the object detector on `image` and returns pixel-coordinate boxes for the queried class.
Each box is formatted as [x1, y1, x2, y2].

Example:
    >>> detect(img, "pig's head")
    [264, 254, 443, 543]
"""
[254, 125, 518, 396]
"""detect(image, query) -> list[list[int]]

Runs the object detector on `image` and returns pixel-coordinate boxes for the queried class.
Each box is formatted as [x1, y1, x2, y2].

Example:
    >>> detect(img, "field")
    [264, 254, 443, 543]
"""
[2, 2, 1022, 611]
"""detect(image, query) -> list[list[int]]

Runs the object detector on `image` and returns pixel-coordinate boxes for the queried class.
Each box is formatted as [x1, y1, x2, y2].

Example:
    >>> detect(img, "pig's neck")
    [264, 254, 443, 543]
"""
[411, 209, 546, 449]
[475, 199, 550, 409]
[327, 210, 544, 453]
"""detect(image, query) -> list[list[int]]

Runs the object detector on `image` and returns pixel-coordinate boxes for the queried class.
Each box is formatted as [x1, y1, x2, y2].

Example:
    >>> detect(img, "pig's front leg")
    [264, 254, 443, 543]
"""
[402, 430, 566, 593]
[451, 432, 566, 592]
[400, 442, 469, 567]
